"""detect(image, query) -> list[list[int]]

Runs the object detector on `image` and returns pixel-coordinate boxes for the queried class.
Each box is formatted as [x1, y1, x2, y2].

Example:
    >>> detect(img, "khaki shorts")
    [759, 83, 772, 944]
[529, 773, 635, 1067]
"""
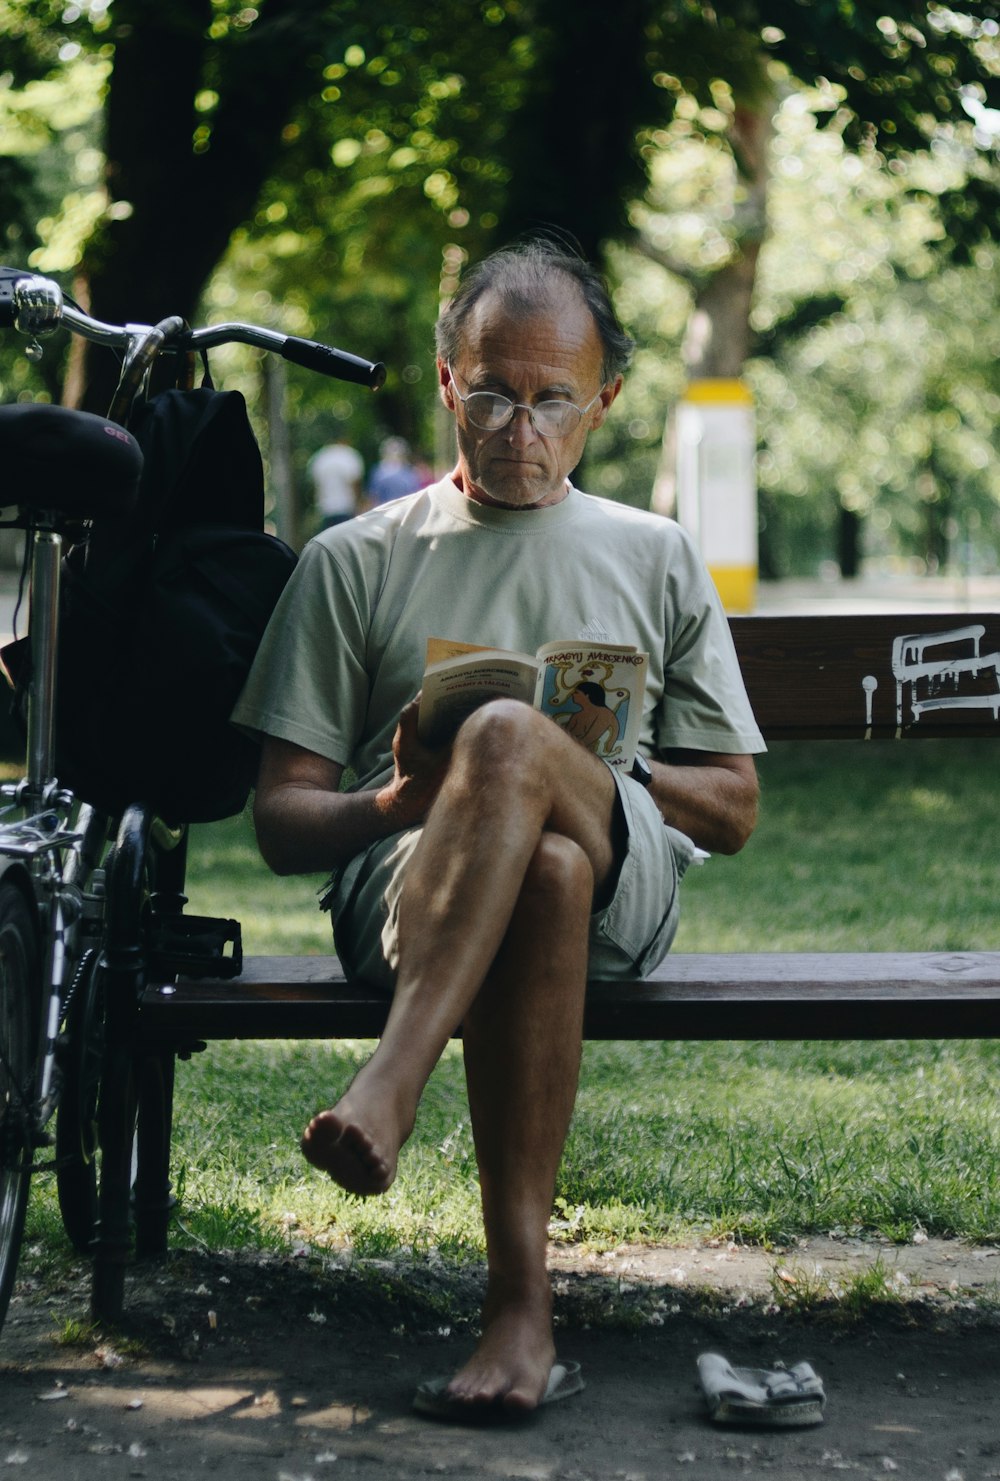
[327, 768, 696, 992]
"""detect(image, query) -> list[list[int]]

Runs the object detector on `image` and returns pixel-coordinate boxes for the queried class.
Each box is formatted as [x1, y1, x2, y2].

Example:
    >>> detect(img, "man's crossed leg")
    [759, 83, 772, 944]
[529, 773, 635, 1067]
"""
[301, 699, 625, 1413]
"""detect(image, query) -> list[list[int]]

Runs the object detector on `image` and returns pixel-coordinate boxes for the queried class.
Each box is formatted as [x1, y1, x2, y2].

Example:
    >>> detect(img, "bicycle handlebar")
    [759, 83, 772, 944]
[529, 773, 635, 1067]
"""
[0, 268, 386, 391]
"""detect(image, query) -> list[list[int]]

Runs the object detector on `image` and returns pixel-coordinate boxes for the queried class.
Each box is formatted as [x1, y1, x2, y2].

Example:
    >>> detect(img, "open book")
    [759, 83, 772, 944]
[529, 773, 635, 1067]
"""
[417, 636, 649, 767]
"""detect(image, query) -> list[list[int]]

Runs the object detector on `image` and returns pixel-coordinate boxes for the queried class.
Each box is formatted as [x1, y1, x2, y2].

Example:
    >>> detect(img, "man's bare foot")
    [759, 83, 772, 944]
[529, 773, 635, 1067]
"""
[301, 1063, 416, 1196]
[300, 1103, 395, 1196]
[444, 1299, 556, 1414]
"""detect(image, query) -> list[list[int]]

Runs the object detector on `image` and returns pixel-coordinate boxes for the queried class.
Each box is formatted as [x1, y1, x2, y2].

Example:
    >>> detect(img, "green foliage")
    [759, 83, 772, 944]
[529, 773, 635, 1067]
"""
[623, 71, 1000, 574]
[767, 2, 1000, 260]
[749, 90, 1000, 576]
[1, 1, 998, 564]
[0, 0, 79, 82]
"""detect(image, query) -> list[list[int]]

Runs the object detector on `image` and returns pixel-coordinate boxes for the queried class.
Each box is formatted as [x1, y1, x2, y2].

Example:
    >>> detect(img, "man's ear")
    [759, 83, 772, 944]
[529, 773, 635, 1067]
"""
[438, 359, 456, 413]
[591, 375, 623, 429]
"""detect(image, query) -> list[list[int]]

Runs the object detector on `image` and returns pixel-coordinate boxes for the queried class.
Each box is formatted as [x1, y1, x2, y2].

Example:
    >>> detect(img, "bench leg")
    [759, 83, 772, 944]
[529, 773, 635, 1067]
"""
[133, 1049, 175, 1259]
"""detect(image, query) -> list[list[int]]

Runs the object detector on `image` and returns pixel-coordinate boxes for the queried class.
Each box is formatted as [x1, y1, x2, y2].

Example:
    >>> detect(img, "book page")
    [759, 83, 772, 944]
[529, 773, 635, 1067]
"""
[424, 637, 496, 667]
[418, 652, 539, 746]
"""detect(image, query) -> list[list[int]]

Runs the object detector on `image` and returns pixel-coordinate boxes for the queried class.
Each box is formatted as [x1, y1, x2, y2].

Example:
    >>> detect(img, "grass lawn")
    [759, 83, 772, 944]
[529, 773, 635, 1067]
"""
[26, 738, 1000, 1258]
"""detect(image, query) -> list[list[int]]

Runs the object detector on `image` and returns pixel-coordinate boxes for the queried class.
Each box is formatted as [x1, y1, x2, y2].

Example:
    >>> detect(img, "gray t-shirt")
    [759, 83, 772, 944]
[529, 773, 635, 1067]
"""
[233, 475, 765, 789]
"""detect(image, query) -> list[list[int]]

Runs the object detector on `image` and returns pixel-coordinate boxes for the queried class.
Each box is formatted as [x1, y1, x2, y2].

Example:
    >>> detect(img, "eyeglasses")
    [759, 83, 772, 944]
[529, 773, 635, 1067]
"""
[447, 364, 604, 438]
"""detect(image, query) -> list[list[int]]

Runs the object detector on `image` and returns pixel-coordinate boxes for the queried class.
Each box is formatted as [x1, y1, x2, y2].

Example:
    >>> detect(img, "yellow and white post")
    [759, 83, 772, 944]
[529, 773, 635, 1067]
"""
[675, 378, 758, 614]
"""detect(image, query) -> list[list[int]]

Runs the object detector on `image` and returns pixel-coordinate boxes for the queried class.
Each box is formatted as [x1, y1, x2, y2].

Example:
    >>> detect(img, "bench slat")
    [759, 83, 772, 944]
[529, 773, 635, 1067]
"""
[139, 951, 1000, 1044]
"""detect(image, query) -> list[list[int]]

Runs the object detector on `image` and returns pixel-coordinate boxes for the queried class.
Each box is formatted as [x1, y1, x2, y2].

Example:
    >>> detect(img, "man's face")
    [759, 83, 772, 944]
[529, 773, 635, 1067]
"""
[439, 284, 621, 510]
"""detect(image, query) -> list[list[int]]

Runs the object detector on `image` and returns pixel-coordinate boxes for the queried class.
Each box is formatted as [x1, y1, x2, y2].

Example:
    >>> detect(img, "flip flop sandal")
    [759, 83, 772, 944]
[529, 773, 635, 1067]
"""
[413, 1360, 584, 1423]
[697, 1352, 826, 1427]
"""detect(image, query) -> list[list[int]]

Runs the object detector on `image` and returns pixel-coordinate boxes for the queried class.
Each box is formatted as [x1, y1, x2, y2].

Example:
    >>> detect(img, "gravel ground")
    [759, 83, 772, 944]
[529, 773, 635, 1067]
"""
[2, 1234, 999, 1481]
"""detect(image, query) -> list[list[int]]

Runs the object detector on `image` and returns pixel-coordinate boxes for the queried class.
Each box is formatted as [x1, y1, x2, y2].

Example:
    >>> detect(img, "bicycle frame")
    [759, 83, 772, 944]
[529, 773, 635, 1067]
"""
[0, 293, 179, 1150]
[0, 502, 108, 1145]
[0, 267, 383, 1328]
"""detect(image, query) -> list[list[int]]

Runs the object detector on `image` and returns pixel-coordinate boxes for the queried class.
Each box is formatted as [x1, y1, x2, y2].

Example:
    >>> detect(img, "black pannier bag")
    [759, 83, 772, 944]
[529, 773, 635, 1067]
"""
[4, 386, 297, 823]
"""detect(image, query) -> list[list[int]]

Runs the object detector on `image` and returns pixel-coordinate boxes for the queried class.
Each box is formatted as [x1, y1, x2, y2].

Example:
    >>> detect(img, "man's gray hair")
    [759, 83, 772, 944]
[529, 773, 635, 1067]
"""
[435, 238, 635, 384]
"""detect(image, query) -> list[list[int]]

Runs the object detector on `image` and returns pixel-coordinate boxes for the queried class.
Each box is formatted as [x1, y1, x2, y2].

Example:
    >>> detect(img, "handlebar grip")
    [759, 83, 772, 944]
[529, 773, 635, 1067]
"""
[281, 334, 386, 390]
[0, 267, 63, 335]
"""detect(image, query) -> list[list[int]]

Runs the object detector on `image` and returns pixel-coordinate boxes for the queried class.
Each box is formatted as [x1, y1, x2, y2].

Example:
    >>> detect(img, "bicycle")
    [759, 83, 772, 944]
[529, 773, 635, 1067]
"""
[0, 268, 383, 1333]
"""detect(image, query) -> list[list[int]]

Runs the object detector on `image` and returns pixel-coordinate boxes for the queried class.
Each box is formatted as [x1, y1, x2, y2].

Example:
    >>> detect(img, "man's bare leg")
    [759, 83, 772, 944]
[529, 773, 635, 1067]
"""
[445, 832, 591, 1412]
[302, 700, 618, 1209]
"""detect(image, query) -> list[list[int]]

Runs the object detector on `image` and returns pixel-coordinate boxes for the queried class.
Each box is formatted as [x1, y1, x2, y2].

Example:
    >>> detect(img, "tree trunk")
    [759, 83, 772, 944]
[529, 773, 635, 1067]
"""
[492, 0, 658, 260]
[263, 356, 297, 549]
[73, 0, 334, 412]
[837, 504, 862, 580]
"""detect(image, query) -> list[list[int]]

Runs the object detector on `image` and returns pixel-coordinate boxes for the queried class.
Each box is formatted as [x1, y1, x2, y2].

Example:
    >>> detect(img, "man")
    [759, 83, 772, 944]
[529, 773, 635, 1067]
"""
[233, 240, 764, 1418]
[365, 435, 423, 506]
[307, 435, 364, 529]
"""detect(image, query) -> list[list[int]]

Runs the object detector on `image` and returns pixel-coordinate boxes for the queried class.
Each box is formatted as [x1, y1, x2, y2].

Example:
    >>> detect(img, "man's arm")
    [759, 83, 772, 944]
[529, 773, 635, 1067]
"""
[648, 750, 759, 856]
[253, 698, 449, 876]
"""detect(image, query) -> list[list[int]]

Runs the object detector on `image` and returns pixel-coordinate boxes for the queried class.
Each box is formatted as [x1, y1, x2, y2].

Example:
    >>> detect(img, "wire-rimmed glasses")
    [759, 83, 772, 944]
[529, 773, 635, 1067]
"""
[448, 364, 604, 438]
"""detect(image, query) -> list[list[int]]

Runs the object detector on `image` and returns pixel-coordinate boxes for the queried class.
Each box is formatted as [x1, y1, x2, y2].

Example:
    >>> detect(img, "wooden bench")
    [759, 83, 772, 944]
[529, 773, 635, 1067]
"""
[89, 611, 1000, 1321]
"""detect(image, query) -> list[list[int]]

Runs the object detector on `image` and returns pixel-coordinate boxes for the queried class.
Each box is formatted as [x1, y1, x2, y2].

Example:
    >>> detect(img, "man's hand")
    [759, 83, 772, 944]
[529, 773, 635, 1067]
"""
[254, 701, 451, 878]
[379, 695, 452, 830]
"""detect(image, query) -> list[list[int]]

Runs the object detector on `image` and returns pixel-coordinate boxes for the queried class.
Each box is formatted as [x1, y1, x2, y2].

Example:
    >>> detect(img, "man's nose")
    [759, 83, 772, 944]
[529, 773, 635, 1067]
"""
[505, 403, 539, 442]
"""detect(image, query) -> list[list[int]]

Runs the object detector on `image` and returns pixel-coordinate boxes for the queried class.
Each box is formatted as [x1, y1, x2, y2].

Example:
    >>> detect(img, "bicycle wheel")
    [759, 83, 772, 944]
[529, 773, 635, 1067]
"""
[0, 881, 40, 1334]
[59, 810, 170, 1259]
[55, 948, 103, 1254]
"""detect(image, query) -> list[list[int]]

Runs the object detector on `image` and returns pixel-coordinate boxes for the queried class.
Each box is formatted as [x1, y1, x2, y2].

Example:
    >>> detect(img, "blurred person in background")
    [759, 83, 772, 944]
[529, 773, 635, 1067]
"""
[366, 435, 423, 507]
[308, 435, 364, 530]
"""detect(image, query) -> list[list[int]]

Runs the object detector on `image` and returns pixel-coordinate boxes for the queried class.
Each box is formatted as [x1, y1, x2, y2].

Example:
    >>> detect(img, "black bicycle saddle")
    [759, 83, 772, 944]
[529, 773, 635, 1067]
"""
[0, 402, 142, 519]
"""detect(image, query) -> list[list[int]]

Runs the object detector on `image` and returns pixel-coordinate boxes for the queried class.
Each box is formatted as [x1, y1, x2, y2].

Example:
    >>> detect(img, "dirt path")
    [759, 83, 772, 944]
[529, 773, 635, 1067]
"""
[2, 1237, 999, 1481]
